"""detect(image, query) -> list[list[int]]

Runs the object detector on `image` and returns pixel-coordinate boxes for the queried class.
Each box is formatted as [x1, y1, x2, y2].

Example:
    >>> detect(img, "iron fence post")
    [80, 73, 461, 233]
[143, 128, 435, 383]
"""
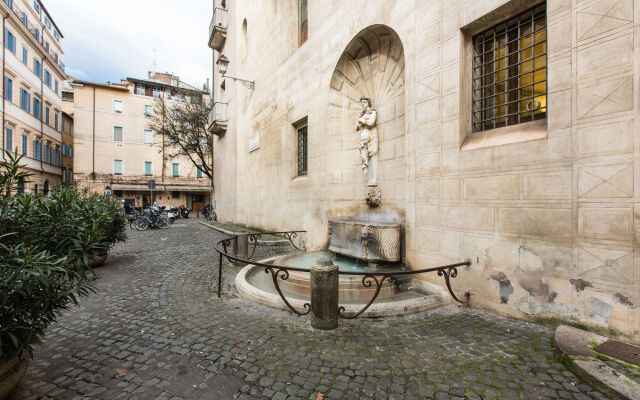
[218, 252, 223, 298]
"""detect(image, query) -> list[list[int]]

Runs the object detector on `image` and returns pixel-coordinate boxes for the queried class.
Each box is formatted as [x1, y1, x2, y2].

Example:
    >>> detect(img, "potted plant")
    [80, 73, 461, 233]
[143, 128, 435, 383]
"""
[0, 153, 108, 398]
[88, 194, 127, 267]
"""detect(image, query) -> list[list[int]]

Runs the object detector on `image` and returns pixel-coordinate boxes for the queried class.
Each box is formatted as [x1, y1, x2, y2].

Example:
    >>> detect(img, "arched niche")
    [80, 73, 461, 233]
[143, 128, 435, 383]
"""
[327, 25, 405, 214]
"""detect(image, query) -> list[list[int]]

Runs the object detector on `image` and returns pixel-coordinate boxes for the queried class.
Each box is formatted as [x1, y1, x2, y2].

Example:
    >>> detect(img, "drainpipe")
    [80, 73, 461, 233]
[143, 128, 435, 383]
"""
[2, 13, 6, 161]
[161, 98, 165, 182]
[210, 50, 215, 206]
[39, 55, 43, 173]
[92, 85, 95, 178]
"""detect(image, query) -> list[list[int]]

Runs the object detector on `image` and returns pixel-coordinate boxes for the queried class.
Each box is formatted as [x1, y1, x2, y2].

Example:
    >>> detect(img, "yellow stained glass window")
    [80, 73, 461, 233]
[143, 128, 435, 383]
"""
[472, 4, 546, 132]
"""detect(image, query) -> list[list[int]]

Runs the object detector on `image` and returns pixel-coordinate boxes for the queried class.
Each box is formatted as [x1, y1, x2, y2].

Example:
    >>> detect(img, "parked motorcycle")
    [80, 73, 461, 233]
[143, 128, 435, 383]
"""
[179, 205, 190, 218]
[165, 208, 177, 224]
[167, 206, 180, 219]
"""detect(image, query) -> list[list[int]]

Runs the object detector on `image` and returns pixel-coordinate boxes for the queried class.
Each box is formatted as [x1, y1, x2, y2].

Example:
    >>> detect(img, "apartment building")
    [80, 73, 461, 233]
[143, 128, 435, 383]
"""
[69, 72, 211, 209]
[1, 0, 66, 194]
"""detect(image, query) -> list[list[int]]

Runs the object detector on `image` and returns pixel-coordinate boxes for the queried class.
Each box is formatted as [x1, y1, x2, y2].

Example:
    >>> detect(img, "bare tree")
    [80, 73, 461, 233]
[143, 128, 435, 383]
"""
[146, 95, 213, 180]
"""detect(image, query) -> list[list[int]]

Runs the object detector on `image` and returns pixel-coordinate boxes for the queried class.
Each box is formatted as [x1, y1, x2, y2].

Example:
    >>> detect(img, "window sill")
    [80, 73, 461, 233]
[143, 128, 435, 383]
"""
[292, 174, 308, 182]
[461, 120, 547, 151]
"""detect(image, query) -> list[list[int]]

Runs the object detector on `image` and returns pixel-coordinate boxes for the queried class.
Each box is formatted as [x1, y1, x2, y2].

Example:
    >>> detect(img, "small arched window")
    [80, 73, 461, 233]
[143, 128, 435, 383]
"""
[43, 180, 49, 196]
[241, 19, 248, 61]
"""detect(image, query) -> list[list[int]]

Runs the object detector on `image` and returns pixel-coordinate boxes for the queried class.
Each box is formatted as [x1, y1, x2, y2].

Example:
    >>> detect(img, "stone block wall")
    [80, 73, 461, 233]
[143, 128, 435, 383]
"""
[215, 0, 640, 341]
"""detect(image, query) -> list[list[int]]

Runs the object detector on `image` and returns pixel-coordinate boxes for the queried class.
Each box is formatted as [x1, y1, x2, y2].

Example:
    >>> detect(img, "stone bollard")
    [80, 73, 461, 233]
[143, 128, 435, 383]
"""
[233, 234, 249, 265]
[310, 258, 339, 330]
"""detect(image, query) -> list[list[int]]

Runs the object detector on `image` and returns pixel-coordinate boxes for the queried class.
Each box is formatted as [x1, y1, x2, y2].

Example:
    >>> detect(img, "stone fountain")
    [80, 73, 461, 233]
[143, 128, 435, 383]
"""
[328, 96, 402, 264]
[232, 95, 444, 318]
[328, 220, 401, 263]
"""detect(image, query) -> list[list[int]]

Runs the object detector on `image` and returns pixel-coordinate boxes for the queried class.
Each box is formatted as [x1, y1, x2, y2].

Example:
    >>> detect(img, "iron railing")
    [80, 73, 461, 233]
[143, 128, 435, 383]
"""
[208, 102, 228, 125]
[209, 7, 228, 39]
[215, 231, 472, 319]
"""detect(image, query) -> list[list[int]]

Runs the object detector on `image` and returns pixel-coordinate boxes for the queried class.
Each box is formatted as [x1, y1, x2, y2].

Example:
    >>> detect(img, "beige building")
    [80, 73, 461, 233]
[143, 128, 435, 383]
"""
[1, 0, 66, 194]
[69, 73, 211, 209]
[209, 0, 640, 341]
[60, 109, 72, 184]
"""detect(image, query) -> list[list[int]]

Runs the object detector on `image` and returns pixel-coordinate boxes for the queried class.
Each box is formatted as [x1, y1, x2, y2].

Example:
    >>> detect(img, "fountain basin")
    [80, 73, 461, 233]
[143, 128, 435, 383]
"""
[329, 220, 401, 262]
[234, 251, 448, 317]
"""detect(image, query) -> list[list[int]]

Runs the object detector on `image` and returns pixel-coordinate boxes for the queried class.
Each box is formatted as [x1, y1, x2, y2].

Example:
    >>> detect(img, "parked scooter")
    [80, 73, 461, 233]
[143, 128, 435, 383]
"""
[179, 205, 190, 218]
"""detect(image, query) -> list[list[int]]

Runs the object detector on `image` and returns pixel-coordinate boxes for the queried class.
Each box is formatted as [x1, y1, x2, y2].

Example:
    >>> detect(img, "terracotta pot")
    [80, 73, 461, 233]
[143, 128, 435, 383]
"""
[88, 249, 109, 268]
[0, 354, 29, 400]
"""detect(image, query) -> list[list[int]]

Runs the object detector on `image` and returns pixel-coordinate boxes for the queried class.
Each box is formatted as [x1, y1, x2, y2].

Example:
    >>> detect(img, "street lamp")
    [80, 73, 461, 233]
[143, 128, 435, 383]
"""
[216, 54, 254, 89]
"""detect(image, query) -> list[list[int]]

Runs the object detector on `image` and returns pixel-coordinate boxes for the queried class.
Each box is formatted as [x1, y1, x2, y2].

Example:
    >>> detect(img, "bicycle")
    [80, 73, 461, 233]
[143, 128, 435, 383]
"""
[133, 210, 169, 230]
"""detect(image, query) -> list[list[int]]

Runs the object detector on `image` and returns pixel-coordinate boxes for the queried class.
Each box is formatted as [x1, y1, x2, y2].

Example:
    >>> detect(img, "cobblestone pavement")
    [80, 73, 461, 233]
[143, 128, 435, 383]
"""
[10, 219, 608, 400]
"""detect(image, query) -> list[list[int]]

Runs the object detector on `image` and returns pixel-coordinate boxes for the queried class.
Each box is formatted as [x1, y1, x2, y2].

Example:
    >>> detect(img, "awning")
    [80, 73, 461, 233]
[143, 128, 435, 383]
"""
[111, 184, 150, 191]
[164, 185, 210, 192]
[111, 183, 209, 193]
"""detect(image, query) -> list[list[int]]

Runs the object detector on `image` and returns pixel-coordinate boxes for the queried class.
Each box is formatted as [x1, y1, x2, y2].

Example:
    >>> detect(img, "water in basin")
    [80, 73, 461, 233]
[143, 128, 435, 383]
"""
[275, 250, 407, 273]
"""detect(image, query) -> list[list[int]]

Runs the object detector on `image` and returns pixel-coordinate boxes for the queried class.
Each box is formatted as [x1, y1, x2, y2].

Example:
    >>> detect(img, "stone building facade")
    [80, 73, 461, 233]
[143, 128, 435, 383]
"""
[69, 73, 211, 209]
[1, 0, 66, 194]
[209, 0, 640, 341]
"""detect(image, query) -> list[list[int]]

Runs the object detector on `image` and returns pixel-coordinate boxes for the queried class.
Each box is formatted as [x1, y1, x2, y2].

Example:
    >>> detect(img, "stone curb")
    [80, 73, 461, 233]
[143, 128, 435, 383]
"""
[198, 221, 290, 246]
[554, 325, 640, 400]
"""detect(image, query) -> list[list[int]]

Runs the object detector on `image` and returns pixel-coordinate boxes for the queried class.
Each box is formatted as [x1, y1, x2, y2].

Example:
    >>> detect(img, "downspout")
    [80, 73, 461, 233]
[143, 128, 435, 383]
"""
[39, 55, 43, 172]
[2, 13, 6, 161]
[210, 50, 215, 206]
[161, 98, 165, 182]
[92, 86, 95, 178]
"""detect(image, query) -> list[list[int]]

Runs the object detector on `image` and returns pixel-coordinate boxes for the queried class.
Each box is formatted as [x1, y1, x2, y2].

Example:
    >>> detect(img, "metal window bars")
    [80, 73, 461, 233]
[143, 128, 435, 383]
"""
[472, 3, 546, 133]
[297, 125, 307, 176]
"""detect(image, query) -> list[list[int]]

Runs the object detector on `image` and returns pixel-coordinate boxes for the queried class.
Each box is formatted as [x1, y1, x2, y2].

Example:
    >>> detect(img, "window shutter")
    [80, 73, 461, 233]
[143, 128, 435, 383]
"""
[113, 126, 123, 142]
[143, 129, 154, 144]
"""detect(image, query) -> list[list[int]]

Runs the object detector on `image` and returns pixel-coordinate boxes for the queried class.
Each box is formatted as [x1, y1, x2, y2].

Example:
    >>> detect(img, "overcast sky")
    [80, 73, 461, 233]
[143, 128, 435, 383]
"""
[45, 0, 212, 89]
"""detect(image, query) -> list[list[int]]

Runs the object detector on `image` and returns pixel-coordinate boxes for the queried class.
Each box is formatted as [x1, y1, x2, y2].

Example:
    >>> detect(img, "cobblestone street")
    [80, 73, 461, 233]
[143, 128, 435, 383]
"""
[10, 219, 607, 400]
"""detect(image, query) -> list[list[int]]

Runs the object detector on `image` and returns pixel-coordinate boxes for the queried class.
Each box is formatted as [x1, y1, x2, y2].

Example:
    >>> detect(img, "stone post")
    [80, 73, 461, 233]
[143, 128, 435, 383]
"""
[310, 258, 339, 330]
[234, 234, 249, 265]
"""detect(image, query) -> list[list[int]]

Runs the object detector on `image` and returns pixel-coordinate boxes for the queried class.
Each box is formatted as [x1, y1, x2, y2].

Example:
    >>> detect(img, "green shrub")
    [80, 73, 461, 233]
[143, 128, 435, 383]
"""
[0, 152, 125, 361]
[0, 238, 95, 360]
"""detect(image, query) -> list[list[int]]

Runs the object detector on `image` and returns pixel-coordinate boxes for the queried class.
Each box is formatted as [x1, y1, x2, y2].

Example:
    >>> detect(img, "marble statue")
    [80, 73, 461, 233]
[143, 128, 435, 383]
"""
[356, 96, 378, 186]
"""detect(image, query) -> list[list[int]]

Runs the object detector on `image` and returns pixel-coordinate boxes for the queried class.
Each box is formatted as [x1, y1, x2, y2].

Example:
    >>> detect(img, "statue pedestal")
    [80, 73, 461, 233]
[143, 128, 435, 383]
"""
[365, 185, 381, 208]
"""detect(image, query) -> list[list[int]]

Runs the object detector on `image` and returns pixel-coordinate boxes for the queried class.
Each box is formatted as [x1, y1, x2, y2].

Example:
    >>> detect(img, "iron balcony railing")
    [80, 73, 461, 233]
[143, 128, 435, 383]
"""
[209, 102, 228, 125]
[3, 0, 65, 73]
[208, 7, 228, 50]
[210, 7, 228, 33]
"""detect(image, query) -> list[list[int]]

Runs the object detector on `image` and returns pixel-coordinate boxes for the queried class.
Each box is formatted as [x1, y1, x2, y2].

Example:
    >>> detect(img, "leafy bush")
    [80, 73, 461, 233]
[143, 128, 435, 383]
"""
[0, 238, 94, 360]
[0, 152, 126, 361]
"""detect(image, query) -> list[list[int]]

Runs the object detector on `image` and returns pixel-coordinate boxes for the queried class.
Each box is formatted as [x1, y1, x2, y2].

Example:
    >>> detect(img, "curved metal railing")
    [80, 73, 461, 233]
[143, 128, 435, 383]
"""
[214, 230, 471, 319]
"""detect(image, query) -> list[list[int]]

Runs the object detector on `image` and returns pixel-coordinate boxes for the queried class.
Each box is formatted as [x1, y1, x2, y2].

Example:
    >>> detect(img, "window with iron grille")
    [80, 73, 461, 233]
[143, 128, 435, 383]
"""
[297, 125, 307, 176]
[472, 3, 546, 133]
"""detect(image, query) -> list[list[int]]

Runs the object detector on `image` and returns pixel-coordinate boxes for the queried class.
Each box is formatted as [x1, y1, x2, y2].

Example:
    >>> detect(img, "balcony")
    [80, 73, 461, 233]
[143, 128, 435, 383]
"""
[208, 7, 228, 51]
[207, 102, 228, 135]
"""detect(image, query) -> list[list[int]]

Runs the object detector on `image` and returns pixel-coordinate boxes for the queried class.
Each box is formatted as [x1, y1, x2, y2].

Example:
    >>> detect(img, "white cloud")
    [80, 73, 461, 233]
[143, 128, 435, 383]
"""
[45, 0, 212, 87]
